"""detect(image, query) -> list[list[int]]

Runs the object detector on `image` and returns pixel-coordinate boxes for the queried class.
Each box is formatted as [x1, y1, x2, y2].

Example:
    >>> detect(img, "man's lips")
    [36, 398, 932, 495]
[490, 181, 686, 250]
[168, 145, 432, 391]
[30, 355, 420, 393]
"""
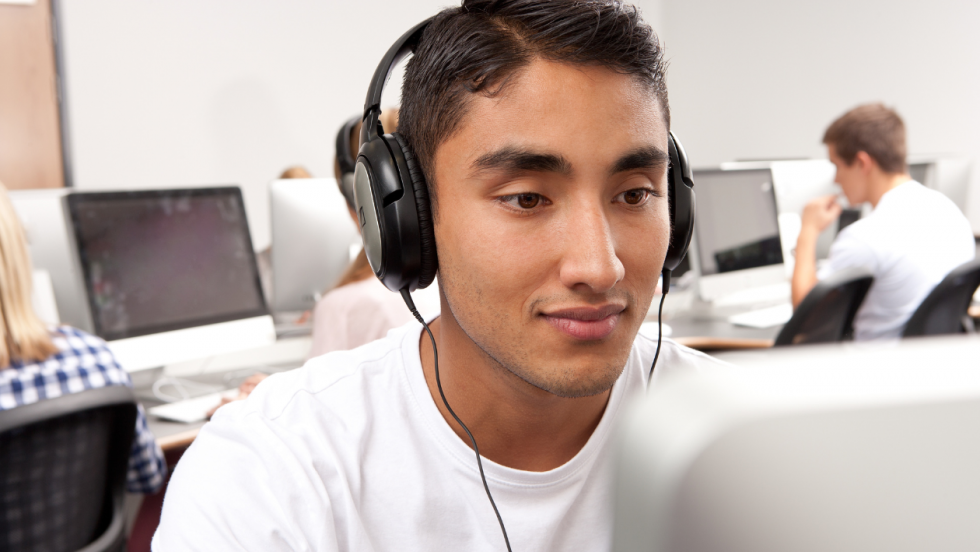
[541, 304, 626, 341]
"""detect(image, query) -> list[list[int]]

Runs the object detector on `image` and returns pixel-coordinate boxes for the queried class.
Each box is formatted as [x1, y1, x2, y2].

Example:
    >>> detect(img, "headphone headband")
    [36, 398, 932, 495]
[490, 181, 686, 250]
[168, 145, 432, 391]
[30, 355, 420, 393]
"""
[361, 18, 432, 143]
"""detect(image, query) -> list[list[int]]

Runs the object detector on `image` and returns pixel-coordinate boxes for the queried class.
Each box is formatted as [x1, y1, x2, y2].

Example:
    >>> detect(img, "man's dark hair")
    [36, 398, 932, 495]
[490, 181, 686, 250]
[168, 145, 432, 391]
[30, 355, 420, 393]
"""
[398, 0, 669, 205]
[823, 103, 907, 174]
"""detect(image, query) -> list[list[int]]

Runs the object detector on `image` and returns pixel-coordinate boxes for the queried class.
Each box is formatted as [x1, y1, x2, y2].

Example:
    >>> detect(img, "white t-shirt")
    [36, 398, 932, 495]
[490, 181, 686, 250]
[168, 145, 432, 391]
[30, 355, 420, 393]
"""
[818, 181, 975, 340]
[309, 278, 440, 358]
[153, 321, 726, 551]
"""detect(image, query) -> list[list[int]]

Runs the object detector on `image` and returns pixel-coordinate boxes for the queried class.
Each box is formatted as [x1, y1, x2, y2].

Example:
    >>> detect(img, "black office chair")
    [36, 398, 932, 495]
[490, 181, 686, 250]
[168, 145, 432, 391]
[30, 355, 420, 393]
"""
[775, 267, 874, 346]
[0, 385, 137, 552]
[903, 258, 980, 338]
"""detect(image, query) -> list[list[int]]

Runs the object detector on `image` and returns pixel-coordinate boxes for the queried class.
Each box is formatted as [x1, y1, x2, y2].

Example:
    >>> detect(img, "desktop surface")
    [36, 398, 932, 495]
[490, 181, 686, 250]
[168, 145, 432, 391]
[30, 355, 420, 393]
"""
[666, 300, 783, 343]
[140, 334, 311, 449]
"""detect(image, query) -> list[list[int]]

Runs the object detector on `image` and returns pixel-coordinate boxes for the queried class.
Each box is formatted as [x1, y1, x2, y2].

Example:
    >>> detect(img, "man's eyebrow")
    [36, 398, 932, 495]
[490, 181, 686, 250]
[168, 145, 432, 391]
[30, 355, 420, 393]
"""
[472, 147, 572, 176]
[610, 146, 670, 175]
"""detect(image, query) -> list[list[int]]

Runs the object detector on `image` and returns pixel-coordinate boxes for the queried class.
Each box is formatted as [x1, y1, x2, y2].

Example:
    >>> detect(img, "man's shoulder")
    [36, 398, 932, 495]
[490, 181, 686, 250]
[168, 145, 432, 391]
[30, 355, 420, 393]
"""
[632, 332, 730, 375]
[222, 325, 416, 424]
[880, 181, 965, 222]
[843, 182, 971, 250]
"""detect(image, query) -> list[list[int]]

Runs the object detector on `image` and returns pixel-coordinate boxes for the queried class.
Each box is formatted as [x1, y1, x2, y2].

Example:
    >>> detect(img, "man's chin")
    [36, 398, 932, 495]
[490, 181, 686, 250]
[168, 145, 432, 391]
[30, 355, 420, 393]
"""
[507, 355, 627, 399]
[531, 369, 624, 399]
[511, 327, 636, 398]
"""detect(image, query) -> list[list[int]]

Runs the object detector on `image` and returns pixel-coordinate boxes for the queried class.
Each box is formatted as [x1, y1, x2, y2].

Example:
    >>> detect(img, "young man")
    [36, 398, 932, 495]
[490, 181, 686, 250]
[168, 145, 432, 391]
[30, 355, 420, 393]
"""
[792, 103, 974, 340]
[153, 1, 724, 549]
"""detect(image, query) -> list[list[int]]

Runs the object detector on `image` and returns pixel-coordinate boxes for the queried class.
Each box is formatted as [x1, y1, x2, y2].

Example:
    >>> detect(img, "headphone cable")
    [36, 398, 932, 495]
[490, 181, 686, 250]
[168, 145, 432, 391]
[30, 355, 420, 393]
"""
[649, 270, 670, 383]
[401, 289, 513, 552]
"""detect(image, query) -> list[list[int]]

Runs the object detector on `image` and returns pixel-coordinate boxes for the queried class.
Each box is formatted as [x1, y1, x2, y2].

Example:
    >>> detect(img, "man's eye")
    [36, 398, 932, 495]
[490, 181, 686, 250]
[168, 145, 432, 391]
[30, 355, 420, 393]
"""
[517, 194, 540, 209]
[618, 189, 652, 205]
[503, 193, 543, 209]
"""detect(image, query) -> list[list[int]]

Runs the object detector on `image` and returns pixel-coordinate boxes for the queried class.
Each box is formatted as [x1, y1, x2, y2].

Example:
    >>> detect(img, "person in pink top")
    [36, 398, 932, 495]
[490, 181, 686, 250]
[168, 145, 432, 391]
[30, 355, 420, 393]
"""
[308, 109, 439, 358]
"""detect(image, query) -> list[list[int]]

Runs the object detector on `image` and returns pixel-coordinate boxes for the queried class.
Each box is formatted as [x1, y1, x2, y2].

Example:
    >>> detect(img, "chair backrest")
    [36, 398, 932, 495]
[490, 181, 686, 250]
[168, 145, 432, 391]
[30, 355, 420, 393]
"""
[775, 267, 874, 346]
[0, 385, 136, 552]
[903, 258, 980, 338]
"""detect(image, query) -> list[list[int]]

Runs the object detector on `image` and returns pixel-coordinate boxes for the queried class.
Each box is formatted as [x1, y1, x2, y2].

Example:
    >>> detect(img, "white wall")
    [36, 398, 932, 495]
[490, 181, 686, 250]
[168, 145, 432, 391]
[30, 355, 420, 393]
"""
[59, 0, 980, 241]
[58, 0, 448, 251]
[661, 0, 980, 228]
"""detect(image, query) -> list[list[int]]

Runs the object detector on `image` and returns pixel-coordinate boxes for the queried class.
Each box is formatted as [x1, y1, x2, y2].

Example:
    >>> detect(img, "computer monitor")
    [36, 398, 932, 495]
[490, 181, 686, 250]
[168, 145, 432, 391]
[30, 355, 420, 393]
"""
[270, 178, 361, 313]
[722, 159, 842, 270]
[692, 168, 785, 302]
[9, 188, 94, 332]
[66, 187, 275, 372]
[613, 336, 980, 551]
[909, 157, 971, 213]
[909, 161, 929, 188]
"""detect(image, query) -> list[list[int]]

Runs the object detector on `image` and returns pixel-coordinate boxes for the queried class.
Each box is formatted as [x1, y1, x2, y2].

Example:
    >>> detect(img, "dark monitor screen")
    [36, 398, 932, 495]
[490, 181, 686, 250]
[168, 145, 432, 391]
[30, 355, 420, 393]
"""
[693, 168, 784, 276]
[67, 188, 268, 341]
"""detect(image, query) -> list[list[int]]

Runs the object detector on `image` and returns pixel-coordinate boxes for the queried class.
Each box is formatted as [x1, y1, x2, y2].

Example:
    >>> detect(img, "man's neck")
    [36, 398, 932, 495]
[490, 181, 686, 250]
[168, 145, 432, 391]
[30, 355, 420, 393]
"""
[418, 315, 612, 472]
[868, 172, 912, 207]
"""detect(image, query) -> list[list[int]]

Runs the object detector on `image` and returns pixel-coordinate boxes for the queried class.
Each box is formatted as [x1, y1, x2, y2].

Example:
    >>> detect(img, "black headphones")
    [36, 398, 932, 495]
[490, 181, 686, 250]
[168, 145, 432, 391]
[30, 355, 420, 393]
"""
[335, 116, 361, 210]
[353, 18, 695, 295]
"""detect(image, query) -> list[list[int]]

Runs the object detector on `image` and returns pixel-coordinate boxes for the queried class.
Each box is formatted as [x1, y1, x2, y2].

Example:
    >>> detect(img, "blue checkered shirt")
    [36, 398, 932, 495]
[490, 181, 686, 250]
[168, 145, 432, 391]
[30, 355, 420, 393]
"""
[0, 326, 167, 494]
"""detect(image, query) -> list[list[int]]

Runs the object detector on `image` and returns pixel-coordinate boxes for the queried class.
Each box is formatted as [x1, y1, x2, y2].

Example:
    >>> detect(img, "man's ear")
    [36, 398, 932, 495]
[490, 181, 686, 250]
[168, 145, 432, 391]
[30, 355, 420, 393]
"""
[854, 151, 876, 175]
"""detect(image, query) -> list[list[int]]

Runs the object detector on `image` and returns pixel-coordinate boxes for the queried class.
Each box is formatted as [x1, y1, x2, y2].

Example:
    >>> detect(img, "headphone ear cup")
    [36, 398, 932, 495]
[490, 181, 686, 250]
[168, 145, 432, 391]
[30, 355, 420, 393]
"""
[392, 132, 439, 288]
[664, 132, 695, 274]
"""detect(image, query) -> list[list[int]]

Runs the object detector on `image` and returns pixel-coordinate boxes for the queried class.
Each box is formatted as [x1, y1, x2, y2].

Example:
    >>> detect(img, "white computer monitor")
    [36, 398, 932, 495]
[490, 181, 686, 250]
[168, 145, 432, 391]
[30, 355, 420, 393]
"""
[909, 156, 971, 214]
[66, 187, 275, 372]
[269, 178, 362, 314]
[9, 188, 94, 332]
[722, 159, 843, 273]
[613, 336, 980, 551]
[692, 168, 786, 303]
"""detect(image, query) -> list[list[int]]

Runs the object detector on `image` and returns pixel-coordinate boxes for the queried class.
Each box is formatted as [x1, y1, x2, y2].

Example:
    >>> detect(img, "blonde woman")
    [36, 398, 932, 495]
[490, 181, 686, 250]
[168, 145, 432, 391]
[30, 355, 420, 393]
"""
[0, 181, 166, 494]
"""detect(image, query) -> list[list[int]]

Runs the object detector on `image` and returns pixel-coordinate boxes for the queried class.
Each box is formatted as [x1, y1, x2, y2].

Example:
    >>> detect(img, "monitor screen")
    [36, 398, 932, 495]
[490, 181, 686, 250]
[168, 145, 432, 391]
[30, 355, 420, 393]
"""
[67, 188, 268, 341]
[693, 168, 783, 276]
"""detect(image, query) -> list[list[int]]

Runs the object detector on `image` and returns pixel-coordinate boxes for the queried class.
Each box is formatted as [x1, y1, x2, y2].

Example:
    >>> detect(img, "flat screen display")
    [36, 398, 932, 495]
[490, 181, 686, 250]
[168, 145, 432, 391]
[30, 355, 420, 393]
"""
[693, 168, 783, 276]
[68, 188, 268, 340]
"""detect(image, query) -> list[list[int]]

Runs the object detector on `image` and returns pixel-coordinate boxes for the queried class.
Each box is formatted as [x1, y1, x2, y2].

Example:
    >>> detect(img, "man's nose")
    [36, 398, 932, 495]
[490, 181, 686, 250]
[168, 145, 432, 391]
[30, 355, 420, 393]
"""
[558, 203, 625, 293]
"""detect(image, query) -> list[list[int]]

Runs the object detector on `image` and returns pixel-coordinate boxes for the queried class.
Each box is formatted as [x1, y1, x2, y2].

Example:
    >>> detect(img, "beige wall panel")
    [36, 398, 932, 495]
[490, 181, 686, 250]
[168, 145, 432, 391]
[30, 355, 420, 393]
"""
[0, 0, 64, 190]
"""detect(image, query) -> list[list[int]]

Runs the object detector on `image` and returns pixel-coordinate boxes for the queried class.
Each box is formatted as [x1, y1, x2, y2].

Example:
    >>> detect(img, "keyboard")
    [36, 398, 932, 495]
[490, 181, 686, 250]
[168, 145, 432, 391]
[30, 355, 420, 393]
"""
[728, 303, 793, 329]
[148, 389, 239, 423]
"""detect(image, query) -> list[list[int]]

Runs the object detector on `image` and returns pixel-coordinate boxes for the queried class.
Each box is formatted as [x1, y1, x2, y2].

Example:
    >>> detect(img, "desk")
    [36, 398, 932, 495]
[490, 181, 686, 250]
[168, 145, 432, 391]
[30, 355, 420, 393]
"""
[654, 289, 783, 351]
[143, 335, 311, 452]
[668, 311, 780, 350]
[151, 419, 206, 452]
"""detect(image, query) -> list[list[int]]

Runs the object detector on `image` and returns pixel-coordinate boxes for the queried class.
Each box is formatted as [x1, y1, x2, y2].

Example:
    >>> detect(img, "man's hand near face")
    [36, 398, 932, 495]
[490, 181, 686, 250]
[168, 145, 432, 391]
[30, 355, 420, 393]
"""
[802, 195, 843, 235]
[792, 195, 842, 307]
